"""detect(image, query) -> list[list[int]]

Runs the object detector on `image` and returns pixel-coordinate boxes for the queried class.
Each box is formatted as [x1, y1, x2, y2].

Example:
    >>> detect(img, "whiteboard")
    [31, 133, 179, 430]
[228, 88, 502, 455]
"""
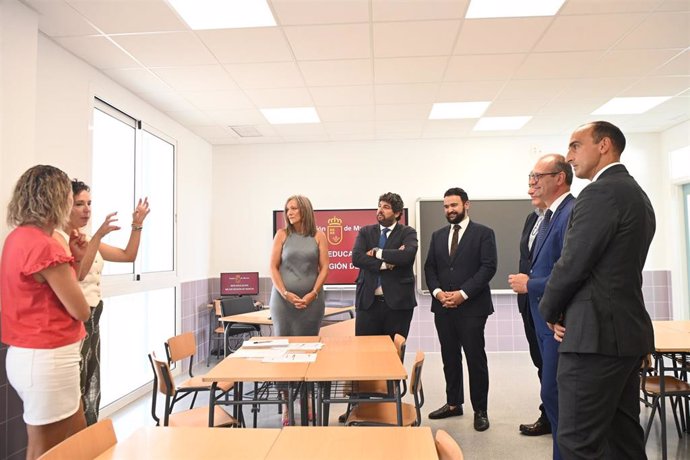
[416, 198, 536, 293]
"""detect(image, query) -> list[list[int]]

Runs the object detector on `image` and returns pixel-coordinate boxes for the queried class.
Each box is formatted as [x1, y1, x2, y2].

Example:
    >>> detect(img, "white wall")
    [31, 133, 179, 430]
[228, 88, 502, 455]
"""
[0, 0, 38, 241]
[211, 131, 670, 276]
[0, 0, 214, 282]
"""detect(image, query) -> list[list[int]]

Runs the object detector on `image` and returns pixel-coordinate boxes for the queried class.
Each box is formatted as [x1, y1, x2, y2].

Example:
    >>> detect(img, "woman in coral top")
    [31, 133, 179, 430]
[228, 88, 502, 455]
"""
[1, 165, 90, 459]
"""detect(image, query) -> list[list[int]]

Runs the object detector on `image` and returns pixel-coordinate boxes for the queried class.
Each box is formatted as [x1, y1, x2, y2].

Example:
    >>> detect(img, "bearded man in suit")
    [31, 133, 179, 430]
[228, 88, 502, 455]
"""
[424, 187, 497, 432]
[352, 192, 418, 339]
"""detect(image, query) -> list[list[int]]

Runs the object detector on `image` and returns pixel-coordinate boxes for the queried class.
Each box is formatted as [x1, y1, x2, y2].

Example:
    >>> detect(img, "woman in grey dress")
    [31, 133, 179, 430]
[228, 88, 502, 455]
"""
[269, 195, 329, 425]
[269, 195, 329, 336]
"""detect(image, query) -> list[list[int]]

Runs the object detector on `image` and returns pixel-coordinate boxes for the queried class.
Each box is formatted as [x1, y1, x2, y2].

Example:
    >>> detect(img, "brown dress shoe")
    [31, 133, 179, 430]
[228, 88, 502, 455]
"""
[428, 404, 463, 419]
[474, 410, 490, 431]
[519, 417, 552, 436]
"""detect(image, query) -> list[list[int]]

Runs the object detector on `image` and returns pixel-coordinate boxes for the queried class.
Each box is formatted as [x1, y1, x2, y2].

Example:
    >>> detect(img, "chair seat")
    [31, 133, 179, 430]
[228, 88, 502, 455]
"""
[228, 323, 258, 333]
[177, 376, 234, 393]
[168, 406, 239, 428]
[350, 380, 389, 396]
[644, 376, 690, 395]
[346, 401, 418, 426]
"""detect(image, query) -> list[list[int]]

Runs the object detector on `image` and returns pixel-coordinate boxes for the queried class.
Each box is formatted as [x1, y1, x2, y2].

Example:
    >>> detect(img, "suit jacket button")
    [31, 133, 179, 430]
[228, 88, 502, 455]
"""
[450, 267, 454, 271]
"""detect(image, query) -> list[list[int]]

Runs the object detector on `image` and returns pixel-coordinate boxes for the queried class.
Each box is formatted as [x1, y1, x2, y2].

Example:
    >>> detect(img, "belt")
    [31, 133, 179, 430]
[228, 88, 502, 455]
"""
[374, 295, 385, 302]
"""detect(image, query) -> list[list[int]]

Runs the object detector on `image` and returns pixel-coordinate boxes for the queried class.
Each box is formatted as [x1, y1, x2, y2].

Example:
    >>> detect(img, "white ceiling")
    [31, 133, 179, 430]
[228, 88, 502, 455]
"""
[22, 0, 690, 145]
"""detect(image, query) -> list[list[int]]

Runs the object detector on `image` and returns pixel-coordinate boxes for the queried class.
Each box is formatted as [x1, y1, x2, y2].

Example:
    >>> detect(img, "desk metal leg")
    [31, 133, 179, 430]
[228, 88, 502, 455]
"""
[394, 380, 403, 426]
[287, 382, 295, 426]
[208, 382, 217, 427]
[299, 383, 308, 426]
[658, 355, 668, 460]
[323, 381, 332, 426]
[316, 383, 323, 426]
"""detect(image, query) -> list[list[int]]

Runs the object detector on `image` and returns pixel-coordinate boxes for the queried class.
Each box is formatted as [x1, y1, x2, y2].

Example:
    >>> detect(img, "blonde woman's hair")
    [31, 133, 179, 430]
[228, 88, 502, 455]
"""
[6, 165, 72, 228]
[284, 195, 317, 237]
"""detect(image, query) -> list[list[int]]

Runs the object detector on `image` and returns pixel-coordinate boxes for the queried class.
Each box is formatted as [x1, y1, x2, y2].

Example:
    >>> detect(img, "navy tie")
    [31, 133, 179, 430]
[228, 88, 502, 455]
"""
[377, 228, 390, 289]
[379, 227, 390, 249]
[533, 209, 553, 253]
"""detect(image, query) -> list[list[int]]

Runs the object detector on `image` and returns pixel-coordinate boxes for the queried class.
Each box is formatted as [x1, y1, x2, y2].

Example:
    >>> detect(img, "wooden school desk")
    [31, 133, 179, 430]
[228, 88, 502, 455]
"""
[306, 335, 407, 426]
[202, 336, 319, 427]
[95, 427, 280, 460]
[264, 426, 438, 460]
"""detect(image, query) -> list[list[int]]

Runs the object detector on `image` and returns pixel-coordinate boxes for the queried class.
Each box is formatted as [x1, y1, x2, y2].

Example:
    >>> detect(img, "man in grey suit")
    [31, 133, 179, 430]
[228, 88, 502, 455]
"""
[539, 121, 656, 459]
[424, 187, 497, 431]
[352, 192, 418, 339]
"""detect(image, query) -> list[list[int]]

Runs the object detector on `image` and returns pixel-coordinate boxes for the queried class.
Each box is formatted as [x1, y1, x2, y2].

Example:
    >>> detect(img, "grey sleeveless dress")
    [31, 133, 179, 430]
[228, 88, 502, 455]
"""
[269, 233, 325, 336]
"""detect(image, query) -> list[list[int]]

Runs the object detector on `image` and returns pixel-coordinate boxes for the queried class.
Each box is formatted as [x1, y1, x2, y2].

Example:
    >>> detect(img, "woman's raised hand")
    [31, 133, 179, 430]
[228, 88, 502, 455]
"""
[94, 212, 121, 239]
[132, 197, 151, 225]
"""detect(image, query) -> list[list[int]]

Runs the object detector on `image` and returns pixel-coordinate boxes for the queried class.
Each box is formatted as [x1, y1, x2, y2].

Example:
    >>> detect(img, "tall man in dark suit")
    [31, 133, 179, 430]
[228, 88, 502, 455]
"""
[352, 192, 418, 339]
[424, 187, 497, 432]
[514, 187, 551, 436]
[540, 121, 656, 459]
[509, 154, 575, 460]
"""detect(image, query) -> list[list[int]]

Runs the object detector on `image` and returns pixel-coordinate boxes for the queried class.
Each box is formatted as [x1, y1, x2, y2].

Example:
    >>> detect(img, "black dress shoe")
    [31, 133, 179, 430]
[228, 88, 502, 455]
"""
[428, 404, 463, 420]
[519, 418, 552, 436]
[474, 410, 490, 431]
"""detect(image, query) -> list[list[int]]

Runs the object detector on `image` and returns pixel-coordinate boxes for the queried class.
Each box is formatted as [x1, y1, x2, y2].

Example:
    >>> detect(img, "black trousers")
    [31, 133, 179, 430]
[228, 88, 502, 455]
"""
[520, 304, 548, 420]
[434, 313, 489, 411]
[355, 296, 413, 340]
[80, 301, 104, 426]
[557, 353, 645, 460]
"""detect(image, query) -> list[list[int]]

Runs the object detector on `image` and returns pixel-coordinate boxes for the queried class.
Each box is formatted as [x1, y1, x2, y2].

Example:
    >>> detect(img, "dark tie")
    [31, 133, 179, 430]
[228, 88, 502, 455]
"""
[533, 209, 553, 253]
[450, 224, 460, 257]
[379, 227, 390, 249]
[377, 228, 390, 289]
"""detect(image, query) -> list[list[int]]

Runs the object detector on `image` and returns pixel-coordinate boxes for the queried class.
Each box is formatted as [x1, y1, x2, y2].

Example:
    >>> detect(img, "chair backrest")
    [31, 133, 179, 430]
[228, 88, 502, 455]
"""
[435, 429, 464, 460]
[165, 332, 196, 367]
[148, 352, 178, 426]
[393, 334, 406, 362]
[318, 318, 355, 337]
[38, 418, 117, 460]
[166, 332, 198, 378]
[220, 296, 256, 316]
[409, 351, 425, 424]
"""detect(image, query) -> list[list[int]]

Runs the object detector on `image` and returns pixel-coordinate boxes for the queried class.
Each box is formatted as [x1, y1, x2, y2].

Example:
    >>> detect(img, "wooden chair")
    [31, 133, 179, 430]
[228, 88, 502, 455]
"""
[346, 351, 425, 427]
[352, 334, 407, 396]
[148, 353, 239, 428]
[164, 332, 233, 413]
[641, 354, 690, 442]
[435, 429, 464, 460]
[37, 418, 117, 460]
[318, 318, 355, 337]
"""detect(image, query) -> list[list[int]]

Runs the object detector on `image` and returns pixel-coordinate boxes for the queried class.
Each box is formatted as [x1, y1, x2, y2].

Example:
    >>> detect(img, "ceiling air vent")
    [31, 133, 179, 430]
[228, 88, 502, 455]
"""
[230, 125, 262, 137]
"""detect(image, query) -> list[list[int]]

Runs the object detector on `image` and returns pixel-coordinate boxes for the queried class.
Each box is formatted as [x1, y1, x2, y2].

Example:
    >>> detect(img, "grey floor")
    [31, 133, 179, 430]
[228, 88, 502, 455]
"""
[111, 352, 689, 459]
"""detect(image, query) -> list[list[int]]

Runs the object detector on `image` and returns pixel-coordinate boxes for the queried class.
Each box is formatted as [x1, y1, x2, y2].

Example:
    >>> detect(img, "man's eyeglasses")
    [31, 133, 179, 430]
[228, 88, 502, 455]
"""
[528, 171, 560, 182]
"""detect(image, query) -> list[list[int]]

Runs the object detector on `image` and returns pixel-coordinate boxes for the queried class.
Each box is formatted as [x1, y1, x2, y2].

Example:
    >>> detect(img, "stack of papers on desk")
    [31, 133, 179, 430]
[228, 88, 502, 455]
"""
[262, 353, 317, 363]
[229, 348, 287, 359]
[243, 339, 289, 348]
[286, 342, 324, 351]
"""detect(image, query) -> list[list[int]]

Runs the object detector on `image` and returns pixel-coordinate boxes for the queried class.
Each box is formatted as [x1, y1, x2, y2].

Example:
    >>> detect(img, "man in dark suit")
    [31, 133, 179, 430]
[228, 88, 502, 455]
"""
[540, 121, 656, 459]
[352, 192, 418, 339]
[515, 187, 550, 436]
[424, 187, 497, 432]
[509, 154, 575, 460]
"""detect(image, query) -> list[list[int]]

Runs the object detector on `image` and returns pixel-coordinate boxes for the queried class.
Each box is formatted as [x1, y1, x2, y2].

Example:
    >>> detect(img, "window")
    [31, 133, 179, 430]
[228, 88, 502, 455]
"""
[91, 99, 177, 407]
[684, 184, 690, 317]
